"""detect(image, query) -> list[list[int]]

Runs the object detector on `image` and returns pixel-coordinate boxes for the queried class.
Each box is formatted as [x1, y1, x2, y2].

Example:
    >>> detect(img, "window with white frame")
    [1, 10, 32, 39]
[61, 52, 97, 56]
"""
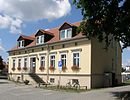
[73, 52, 80, 67]
[60, 28, 72, 40]
[36, 35, 44, 45]
[24, 58, 27, 67]
[18, 59, 21, 67]
[50, 55, 55, 67]
[61, 54, 66, 67]
[18, 40, 24, 48]
[40, 56, 45, 67]
[13, 59, 16, 68]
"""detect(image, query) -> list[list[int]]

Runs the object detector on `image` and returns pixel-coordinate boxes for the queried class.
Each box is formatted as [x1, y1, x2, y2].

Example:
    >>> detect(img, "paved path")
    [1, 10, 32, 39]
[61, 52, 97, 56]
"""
[0, 79, 130, 100]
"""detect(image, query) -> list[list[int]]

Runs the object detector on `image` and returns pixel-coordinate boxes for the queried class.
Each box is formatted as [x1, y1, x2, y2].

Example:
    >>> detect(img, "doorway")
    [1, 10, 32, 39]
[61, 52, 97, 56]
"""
[30, 57, 36, 73]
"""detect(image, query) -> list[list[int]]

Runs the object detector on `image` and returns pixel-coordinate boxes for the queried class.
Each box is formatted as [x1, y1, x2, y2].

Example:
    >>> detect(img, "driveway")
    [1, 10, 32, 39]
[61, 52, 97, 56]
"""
[0, 79, 129, 100]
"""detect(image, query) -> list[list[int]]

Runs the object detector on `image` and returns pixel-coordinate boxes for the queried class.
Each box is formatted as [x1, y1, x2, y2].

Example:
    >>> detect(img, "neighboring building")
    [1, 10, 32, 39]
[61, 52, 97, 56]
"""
[8, 21, 122, 89]
[122, 66, 130, 82]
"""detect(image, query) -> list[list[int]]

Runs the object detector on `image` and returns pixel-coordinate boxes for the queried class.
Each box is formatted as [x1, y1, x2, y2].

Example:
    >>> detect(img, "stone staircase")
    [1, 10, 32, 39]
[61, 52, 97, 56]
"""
[28, 73, 46, 86]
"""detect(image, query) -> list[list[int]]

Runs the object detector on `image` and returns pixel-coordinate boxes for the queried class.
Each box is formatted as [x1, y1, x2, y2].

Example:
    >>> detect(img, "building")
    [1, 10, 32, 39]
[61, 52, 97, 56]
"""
[8, 21, 122, 89]
[122, 66, 130, 82]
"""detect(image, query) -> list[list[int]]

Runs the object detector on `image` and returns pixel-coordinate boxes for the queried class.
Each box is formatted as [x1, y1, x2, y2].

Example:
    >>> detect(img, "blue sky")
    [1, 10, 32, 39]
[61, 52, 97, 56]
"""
[0, 0, 129, 67]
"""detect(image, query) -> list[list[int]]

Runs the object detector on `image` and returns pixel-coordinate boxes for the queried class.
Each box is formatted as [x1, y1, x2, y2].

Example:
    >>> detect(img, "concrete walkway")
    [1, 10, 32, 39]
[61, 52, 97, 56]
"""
[0, 79, 130, 100]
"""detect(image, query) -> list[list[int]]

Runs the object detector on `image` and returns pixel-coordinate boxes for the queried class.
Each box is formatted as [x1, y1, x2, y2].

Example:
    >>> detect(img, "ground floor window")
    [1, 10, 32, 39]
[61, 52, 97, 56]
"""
[18, 59, 21, 67]
[24, 58, 27, 67]
[50, 55, 55, 67]
[13, 59, 16, 68]
[61, 54, 66, 66]
[40, 56, 45, 67]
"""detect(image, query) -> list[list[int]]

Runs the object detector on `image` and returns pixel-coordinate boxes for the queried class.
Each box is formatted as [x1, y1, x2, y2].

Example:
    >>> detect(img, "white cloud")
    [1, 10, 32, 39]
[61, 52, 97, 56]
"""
[0, 39, 5, 52]
[127, 47, 130, 51]
[0, 14, 22, 33]
[0, 0, 71, 33]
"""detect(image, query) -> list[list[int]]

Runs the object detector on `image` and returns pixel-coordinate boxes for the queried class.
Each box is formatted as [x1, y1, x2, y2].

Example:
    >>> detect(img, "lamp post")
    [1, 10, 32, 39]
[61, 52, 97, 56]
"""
[58, 60, 62, 89]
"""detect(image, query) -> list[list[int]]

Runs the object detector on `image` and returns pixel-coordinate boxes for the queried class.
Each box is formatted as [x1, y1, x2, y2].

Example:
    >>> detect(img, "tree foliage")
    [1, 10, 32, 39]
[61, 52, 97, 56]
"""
[73, 0, 130, 49]
[0, 56, 5, 70]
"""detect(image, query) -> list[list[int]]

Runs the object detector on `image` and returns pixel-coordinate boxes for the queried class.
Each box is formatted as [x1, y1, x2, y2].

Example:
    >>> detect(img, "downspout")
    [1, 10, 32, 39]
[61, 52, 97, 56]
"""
[46, 44, 50, 83]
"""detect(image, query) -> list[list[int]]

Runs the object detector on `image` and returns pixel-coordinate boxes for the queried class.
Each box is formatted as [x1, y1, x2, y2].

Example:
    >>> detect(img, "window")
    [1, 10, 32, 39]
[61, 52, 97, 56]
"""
[50, 55, 55, 67]
[40, 35, 44, 44]
[13, 59, 16, 68]
[50, 78, 55, 83]
[18, 40, 24, 48]
[60, 30, 65, 39]
[36, 35, 44, 45]
[60, 28, 72, 40]
[40, 56, 45, 67]
[51, 46, 54, 50]
[18, 59, 21, 67]
[66, 28, 72, 38]
[62, 44, 65, 48]
[24, 58, 27, 67]
[73, 52, 79, 67]
[72, 79, 79, 84]
[61, 54, 66, 66]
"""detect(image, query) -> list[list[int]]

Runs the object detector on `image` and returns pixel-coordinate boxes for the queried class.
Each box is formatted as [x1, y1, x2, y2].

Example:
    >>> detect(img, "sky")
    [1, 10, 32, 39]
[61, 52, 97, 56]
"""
[0, 0, 129, 67]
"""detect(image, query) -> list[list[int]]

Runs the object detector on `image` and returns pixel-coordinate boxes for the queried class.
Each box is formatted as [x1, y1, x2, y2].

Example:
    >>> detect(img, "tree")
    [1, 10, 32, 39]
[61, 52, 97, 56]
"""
[122, 67, 126, 72]
[73, 0, 130, 49]
[0, 56, 5, 70]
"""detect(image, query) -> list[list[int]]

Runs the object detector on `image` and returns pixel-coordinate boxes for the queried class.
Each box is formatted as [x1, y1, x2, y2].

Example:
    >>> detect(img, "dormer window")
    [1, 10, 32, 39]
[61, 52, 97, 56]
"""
[18, 40, 24, 48]
[36, 35, 44, 45]
[60, 28, 72, 40]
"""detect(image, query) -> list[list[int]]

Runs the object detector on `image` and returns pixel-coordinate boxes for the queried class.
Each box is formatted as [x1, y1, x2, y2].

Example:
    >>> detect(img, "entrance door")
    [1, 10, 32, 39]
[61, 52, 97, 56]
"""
[30, 57, 36, 73]
[112, 73, 116, 86]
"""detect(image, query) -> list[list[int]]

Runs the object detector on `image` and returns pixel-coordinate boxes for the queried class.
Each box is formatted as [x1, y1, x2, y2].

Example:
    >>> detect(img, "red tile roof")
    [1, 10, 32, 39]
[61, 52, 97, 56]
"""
[39, 29, 54, 36]
[17, 35, 35, 41]
[9, 21, 85, 51]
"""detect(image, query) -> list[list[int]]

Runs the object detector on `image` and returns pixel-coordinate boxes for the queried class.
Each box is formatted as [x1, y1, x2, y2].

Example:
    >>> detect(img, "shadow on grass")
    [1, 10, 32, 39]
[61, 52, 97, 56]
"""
[112, 91, 130, 100]
[113, 82, 130, 88]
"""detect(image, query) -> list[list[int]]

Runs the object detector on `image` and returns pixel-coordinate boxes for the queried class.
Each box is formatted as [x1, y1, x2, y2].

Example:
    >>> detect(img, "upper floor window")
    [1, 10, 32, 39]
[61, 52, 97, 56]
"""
[18, 40, 24, 48]
[36, 35, 44, 45]
[60, 28, 72, 40]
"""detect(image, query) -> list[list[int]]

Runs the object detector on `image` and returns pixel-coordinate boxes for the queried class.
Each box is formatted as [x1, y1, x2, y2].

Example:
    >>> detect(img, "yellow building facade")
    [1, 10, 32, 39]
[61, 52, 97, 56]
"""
[8, 22, 122, 89]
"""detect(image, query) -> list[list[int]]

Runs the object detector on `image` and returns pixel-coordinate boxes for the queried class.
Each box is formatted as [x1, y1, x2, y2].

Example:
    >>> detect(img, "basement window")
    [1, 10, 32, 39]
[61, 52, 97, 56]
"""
[50, 78, 55, 83]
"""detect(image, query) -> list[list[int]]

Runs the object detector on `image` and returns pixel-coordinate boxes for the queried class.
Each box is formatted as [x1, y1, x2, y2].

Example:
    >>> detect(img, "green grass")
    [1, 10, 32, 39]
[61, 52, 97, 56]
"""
[39, 85, 87, 93]
[123, 80, 130, 85]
